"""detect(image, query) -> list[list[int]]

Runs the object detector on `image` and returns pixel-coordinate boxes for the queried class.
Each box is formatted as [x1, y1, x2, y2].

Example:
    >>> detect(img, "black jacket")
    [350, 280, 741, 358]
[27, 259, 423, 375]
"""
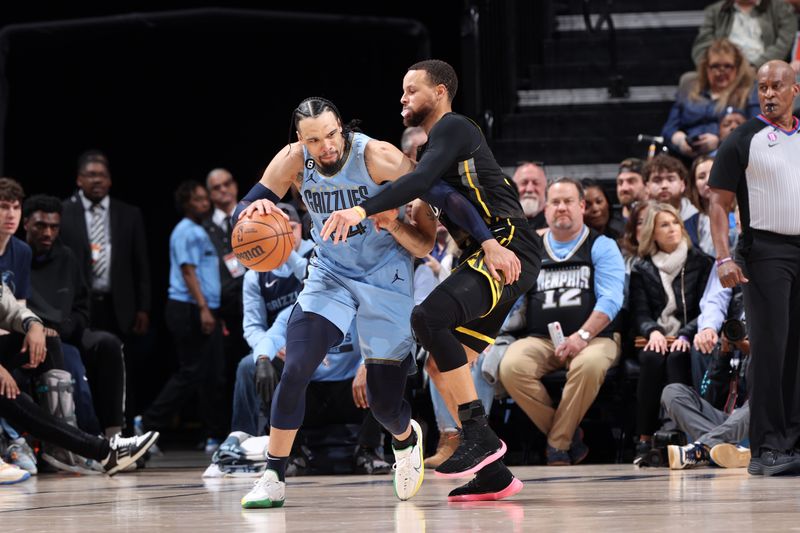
[202, 218, 244, 320]
[28, 240, 89, 345]
[630, 246, 713, 340]
[59, 193, 151, 335]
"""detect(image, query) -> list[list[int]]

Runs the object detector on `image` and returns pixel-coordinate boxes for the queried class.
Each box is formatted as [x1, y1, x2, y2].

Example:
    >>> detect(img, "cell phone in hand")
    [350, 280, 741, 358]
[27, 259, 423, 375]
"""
[687, 134, 701, 146]
[548, 321, 566, 348]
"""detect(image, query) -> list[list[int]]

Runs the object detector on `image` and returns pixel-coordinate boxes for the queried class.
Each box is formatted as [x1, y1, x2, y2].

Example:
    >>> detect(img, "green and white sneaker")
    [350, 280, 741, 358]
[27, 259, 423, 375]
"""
[241, 469, 285, 509]
[392, 419, 424, 501]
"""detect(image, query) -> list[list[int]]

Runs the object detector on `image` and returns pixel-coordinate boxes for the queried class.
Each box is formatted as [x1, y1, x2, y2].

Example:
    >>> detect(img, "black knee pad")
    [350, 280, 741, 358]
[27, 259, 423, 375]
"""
[365, 357, 413, 436]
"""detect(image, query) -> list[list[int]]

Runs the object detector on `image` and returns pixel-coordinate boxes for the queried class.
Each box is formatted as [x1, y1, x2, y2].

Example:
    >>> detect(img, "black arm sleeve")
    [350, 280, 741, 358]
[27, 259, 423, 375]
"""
[231, 183, 281, 229]
[359, 115, 476, 216]
[422, 181, 493, 243]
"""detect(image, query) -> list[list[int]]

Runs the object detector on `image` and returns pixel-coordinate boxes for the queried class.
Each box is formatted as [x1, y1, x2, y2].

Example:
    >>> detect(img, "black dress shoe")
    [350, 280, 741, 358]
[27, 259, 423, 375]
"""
[748, 449, 800, 476]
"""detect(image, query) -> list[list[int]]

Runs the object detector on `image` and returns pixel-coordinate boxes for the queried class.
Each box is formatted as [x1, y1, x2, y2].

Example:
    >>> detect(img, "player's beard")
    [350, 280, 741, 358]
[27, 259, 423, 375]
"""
[403, 100, 435, 128]
[317, 137, 350, 176]
[318, 159, 344, 175]
[520, 197, 541, 218]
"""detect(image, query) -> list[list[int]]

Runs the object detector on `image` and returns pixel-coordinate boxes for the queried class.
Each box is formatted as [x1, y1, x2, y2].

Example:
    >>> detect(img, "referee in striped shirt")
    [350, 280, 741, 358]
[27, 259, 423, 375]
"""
[708, 60, 800, 476]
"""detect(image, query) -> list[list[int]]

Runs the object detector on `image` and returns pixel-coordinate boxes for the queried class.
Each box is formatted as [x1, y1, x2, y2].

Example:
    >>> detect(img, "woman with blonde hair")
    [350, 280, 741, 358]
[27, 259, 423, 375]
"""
[628, 203, 713, 464]
[662, 38, 758, 157]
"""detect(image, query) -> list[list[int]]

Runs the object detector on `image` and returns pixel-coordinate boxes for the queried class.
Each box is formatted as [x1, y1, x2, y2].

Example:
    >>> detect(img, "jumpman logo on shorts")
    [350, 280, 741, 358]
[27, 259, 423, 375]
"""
[392, 269, 405, 284]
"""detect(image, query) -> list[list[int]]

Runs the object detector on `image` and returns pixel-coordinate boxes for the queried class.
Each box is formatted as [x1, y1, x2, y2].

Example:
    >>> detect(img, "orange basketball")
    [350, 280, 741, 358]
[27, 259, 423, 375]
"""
[232, 211, 295, 272]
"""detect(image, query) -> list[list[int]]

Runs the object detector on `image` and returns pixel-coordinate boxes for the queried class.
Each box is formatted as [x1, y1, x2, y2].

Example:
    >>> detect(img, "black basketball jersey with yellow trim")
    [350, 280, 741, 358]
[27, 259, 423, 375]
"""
[525, 228, 612, 339]
[419, 113, 526, 247]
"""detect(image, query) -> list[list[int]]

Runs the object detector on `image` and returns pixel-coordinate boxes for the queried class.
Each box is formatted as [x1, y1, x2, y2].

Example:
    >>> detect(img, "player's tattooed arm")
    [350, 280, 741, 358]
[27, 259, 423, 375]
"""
[292, 171, 304, 190]
[370, 199, 436, 258]
[237, 143, 305, 221]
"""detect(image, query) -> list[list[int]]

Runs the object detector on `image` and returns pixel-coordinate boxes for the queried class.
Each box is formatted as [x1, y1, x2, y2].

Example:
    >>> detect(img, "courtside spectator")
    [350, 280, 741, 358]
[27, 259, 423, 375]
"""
[616, 158, 648, 220]
[643, 154, 703, 248]
[718, 108, 747, 143]
[581, 178, 625, 239]
[203, 168, 249, 450]
[692, 0, 797, 68]
[401, 127, 427, 162]
[630, 203, 713, 464]
[512, 162, 548, 230]
[24, 195, 126, 439]
[59, 150, 151, 432]
[136, 181, 225, 447]
[499, 178, 625, 465]
[664, 39, 759, 157]
[0, 179, 31, 302]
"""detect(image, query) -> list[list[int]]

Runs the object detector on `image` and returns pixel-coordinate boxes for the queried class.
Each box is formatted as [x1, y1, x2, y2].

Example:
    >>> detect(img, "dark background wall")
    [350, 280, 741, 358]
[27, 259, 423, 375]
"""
[0, 1, 461, 409]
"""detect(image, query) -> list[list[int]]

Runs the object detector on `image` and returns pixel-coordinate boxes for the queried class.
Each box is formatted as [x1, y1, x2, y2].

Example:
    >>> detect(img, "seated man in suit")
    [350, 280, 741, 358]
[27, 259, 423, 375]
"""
[498, 178, 625, 465]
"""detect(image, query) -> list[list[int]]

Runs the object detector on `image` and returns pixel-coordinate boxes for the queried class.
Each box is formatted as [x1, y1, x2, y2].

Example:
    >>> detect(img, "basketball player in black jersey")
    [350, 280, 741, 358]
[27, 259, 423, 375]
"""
[322, 59, 542, 501]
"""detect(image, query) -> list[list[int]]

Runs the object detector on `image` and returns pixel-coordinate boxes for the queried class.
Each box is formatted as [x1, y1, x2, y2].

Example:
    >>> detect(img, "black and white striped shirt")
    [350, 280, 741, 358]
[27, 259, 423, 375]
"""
[710, 115, 800, 236]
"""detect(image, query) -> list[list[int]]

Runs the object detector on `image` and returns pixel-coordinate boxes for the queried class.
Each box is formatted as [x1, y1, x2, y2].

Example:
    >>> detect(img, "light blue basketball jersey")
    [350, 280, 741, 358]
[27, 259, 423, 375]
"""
[301, 132, 410, 277]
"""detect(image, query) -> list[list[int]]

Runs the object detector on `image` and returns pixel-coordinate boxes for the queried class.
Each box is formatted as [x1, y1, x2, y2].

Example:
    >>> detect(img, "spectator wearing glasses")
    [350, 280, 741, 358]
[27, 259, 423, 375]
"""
[202, 168, 249, 451]
[663, 39, 759, 157]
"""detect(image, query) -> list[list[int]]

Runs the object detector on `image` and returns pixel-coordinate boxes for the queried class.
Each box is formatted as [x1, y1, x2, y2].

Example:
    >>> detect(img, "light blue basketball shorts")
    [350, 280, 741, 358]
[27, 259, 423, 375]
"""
[296, 255, 416, 366]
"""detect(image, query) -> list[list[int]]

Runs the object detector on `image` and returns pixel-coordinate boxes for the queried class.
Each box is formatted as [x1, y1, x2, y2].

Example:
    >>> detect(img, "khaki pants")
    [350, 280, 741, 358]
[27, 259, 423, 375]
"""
[498, 336, 618, 450]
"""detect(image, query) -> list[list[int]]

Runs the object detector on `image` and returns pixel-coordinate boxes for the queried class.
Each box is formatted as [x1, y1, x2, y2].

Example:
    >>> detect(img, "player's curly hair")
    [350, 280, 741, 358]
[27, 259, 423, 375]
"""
[408, 59, 458, 102]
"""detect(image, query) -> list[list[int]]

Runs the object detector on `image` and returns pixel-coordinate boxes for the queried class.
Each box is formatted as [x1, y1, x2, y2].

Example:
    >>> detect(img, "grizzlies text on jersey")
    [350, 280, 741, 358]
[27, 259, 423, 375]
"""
[301, 132, 411, 277]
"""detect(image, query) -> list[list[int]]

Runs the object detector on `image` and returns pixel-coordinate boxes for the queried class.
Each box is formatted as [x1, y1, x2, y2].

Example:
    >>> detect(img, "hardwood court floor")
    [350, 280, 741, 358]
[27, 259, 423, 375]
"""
[2, 452, 799, 532]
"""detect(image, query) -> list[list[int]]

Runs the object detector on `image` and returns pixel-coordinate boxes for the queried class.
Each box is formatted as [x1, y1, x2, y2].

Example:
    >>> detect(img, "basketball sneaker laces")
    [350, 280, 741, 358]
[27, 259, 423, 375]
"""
[446, 425, 496, 467]
[252, 473, 279, 491]
[392, 450, 417, 476]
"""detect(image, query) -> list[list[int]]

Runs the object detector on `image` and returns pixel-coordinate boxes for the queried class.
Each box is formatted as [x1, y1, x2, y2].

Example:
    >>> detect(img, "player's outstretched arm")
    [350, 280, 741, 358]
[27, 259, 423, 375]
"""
[233, 143, 305, 224]
[320, 137, 448, 243]
[360, 141, 436, 256]
[363, 140, 518, 283]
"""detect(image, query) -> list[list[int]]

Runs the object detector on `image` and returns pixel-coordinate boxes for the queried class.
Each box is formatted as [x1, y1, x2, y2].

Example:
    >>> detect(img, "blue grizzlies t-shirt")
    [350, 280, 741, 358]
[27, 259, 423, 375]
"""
[312, 323, 362, 382]
[168, 218, 221, 309]
[0, 236, 32, 299]
[301, 132, 410, 277]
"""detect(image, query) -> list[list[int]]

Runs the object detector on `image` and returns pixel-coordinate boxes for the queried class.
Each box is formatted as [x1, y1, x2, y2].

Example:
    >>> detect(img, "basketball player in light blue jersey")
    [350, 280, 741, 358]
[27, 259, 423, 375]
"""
[235, 97, 440, 509]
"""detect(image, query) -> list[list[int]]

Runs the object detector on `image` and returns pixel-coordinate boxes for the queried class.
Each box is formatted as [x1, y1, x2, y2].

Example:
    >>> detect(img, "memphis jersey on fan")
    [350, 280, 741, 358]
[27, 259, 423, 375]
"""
[300, 132, 411, 277]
